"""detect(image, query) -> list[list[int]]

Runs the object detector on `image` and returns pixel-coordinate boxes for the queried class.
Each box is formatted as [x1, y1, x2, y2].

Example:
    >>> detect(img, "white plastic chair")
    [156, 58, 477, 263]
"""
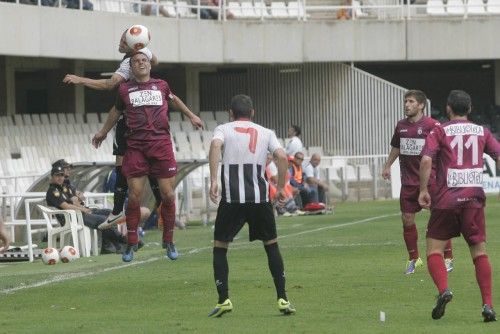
[48, 113, 59, 124]
[86, 113, 100, 123]
[227, 2, 243, 18]
[270, 1, 288, 18]
[14, 114, 24, 126]
[37, 205, 98, 257]
[287, 1, 305, 19]
[181, 120, 194, 132]
[199, 111, 215, 122]
[240, 2, 258, 18]
[169, 121, 182, 133]
[467, 0, 487, 14]
[214, 111, 230, 124]
[163, 1, 177, 16]
[58, 113, 68, 124]
[447, 0, 465, 15]
[169, 111, 183, 122]
[487, 0, 500, 13]
[22, 114, 33, 125]
[254, 1, 270, 18]
[205, 120, 218, 131]
[426, 0, 447, 15]
[353, 0, 368, 17]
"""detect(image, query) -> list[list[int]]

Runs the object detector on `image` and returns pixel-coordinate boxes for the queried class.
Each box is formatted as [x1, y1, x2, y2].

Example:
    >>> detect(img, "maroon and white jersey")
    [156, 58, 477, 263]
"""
[422, 120, 500, 209]
[213, 120, 282, 204]
[115, 78, 174, 145]
[390, 116, 440, 186]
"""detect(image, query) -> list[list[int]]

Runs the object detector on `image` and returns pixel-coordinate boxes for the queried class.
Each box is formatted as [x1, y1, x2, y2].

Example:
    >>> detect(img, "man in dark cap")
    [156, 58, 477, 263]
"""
[51, 159, 85, 206]
[46, 165, 126, 254]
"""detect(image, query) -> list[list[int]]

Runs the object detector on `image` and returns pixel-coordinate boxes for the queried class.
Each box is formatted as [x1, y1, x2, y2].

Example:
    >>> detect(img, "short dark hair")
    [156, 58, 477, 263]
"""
[447, 90, 471, 116]
[129, 51, 149, 66]
[291, 125, 301, 136]
[230, 94, 254, 119]
[404, 90, 427, 109]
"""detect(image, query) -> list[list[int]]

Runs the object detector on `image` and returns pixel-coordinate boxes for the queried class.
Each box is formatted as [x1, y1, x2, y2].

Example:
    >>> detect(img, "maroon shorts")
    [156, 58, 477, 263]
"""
[426, 208, 486, 246]
[122, 139, 177, 179]
[400, 184, 436, 213]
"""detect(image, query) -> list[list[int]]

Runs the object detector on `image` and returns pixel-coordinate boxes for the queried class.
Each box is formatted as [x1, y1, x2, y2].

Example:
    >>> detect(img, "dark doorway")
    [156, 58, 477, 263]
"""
[26, 89, 48, 115]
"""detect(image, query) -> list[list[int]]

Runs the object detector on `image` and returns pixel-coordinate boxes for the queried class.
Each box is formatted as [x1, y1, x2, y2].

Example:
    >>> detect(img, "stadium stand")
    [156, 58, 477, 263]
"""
[467, 0, 487, 14]
[487, 0, 500, 13]
[270, 1, 289, 18]
[170, 111, 183, 121]
[447, 0, 465, 14]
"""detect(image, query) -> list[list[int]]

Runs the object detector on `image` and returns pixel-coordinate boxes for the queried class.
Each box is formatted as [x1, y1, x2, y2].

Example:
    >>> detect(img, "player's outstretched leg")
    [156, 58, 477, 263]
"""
[122, 200, 141, 262]
[209, 247, 231, 317]
[161, 198, 178, 260]
[432, 289, 453, 320]
[99, 166, 127, 230]
[444, 239, 454, 273]
[265, 242, 296, 315]
[482, 304, 497, 322]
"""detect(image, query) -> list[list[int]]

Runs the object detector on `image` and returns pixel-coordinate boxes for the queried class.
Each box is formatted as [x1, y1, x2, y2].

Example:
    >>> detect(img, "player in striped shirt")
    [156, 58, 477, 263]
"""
[207, 94, 295, 317]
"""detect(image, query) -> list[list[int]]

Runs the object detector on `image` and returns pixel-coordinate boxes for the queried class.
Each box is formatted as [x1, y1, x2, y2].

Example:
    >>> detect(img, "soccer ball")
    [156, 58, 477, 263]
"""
[125, 25, 150, 51]
[59, 245, 79, 263]
[41, 247, 60, 265]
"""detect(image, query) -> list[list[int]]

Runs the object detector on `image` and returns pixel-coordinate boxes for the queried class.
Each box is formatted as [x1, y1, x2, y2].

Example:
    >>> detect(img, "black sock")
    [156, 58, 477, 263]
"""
[265, 242, 287, 300]
[148, 176, 162, 208]
[113, 166, 128, 215]
[213, 247, 229, 303]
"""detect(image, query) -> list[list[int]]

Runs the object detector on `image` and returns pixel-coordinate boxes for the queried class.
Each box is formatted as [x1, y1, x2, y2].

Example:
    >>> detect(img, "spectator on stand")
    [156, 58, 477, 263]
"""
[285, 125, 303, 157]
[303, 153, 329, 204]
[289, 152, 318, 208]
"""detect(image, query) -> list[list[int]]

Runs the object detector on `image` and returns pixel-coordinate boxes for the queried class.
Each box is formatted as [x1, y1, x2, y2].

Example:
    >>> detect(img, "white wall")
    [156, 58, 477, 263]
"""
[6, 3, 500, 63]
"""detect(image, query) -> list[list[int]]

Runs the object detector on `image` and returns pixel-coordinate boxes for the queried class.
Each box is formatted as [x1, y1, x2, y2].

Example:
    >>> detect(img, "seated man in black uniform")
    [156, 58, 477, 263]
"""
[45, 165, 126, 254]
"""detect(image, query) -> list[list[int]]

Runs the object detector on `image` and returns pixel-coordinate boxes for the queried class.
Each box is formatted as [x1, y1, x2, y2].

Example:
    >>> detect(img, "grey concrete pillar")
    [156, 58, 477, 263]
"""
[74, 60, 85, 115]
[185, 66, 200, 114]
[5, 57, 15, 116]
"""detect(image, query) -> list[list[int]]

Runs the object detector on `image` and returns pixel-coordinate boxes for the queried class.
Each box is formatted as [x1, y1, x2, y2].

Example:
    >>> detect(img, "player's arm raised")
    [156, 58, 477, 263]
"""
[63, 73, 125, 91]
[171, 95, 203, 129]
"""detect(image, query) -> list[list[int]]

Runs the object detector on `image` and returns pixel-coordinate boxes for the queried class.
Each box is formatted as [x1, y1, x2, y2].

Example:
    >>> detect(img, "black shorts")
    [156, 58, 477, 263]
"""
[214, 202, 277, 242]
[112, 117, 127, 156]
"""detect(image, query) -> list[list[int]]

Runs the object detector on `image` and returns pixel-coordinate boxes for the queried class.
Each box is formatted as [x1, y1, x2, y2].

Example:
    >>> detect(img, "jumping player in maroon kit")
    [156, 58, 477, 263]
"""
[382, 90, 454, 274]
[419, 90, 500, 322]
[93, 51, 203, 262]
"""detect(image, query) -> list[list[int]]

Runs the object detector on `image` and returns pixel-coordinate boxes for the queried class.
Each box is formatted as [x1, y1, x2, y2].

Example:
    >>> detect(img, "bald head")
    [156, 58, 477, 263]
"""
[310, 153, 321, 167]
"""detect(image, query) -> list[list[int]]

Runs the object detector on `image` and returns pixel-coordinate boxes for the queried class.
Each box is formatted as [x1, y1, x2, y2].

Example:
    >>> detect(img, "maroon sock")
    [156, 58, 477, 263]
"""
[427, 253, 448, 294]
[403, 224, 419, 260]
[444, 239, 453, 259]
[474, 254, 493, 306]
[125, 201, 141, 245]
[161, 199, 176, 243]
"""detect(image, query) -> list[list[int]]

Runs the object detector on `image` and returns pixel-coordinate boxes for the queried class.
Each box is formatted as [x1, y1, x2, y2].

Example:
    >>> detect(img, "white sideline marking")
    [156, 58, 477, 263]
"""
[279, 213, 399, 240]
[0, 257, 159, 295]
[1, 213, 397, 294]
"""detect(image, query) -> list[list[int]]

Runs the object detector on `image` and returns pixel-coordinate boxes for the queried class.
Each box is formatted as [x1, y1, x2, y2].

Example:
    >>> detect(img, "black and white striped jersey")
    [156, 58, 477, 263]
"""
[213, 120, 282, 204]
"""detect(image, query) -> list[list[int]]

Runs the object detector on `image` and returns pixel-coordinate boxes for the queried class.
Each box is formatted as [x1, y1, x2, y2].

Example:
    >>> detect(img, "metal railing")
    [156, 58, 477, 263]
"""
[6, 0, 500, 21]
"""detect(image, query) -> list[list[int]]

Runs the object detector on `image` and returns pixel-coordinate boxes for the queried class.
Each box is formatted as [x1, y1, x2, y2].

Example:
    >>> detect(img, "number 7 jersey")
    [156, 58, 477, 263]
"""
[422, 120, 500, 209]
[212, 120, 282, 204]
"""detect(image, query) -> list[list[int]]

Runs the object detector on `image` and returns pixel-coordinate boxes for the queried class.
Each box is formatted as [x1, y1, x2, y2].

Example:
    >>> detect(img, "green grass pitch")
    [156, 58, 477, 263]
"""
[0, 197, 499, 333]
